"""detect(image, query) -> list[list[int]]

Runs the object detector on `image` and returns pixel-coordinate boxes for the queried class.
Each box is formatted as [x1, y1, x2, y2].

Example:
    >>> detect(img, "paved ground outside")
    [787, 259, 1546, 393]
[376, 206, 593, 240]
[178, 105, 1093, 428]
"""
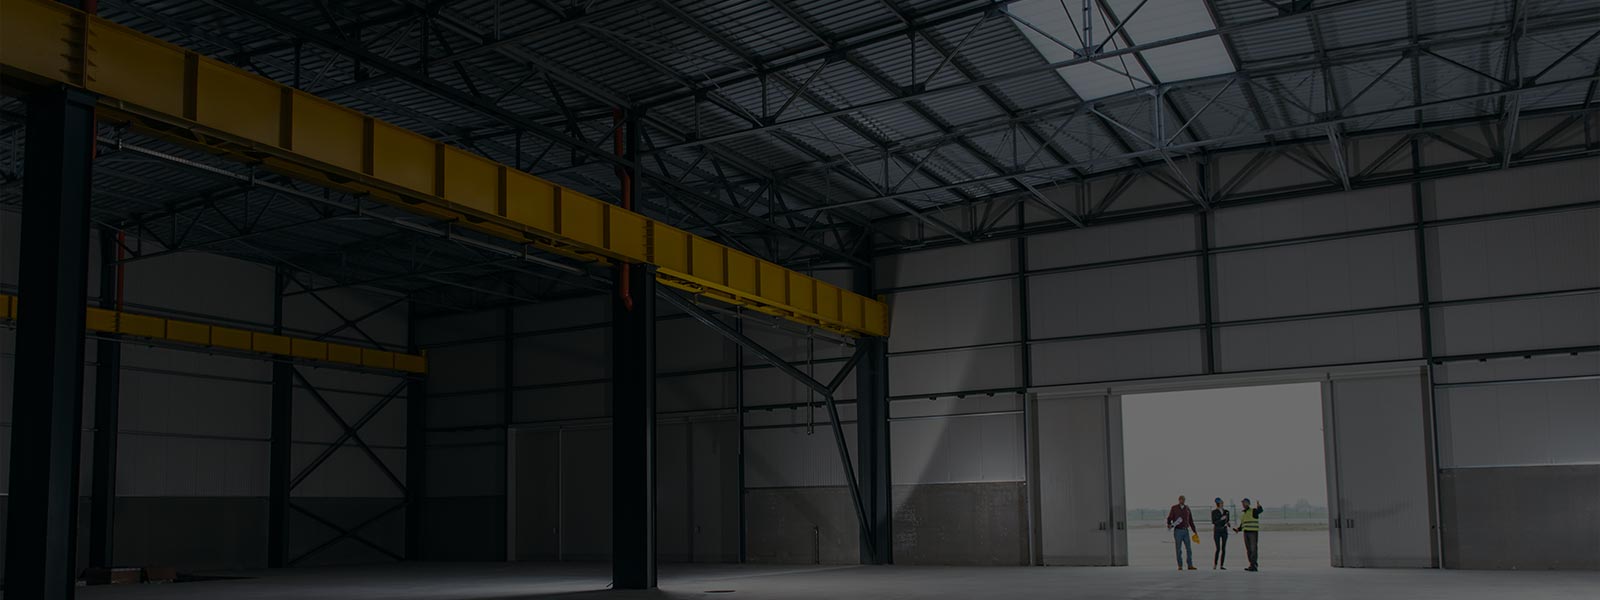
[1129, 526, 1331, 569]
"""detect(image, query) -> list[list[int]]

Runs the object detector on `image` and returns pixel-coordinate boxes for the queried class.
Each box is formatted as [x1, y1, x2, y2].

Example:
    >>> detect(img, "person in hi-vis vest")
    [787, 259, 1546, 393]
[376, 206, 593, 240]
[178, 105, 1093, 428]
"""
[1233, 498, 1264, 571]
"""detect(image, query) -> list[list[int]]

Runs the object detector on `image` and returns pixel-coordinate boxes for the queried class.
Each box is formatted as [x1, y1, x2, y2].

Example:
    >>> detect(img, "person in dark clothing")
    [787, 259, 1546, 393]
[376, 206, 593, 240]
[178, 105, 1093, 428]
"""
[1166, 495, 1199, 570]
[1210, 497, 1231, 570]
[1233, 497, 1264, 571]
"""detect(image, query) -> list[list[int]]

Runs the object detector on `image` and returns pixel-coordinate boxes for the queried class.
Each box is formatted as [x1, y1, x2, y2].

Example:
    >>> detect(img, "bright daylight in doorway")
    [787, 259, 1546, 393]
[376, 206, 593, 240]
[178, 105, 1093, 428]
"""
[1121, 382, 1328, 570]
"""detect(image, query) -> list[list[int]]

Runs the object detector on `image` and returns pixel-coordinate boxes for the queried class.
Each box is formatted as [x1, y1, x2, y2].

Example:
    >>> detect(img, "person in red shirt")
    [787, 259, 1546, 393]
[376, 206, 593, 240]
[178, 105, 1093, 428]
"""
[1167, 495, 1199, 570]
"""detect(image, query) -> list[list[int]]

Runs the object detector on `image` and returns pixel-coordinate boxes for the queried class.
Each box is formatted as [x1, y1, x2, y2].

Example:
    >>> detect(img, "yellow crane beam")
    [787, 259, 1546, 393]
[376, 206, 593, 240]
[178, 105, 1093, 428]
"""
[0, 0, 889, 337]
[0, 293, 427, 373]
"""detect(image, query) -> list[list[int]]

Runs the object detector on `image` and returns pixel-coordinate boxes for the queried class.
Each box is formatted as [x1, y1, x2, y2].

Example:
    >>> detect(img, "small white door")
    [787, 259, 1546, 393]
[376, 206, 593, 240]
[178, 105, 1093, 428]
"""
[1327, 370, 1436, 568]
[1035, 393, 1125, 565]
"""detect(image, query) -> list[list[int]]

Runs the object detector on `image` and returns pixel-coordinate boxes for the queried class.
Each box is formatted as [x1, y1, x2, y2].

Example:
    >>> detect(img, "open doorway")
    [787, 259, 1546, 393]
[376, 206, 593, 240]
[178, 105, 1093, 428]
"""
[1120, 382, 1330, 569]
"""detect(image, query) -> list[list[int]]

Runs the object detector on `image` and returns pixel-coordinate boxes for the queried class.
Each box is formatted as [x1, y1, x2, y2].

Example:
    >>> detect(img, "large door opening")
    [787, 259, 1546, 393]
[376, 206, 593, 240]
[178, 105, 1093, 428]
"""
[1120, 382, 1331, 569]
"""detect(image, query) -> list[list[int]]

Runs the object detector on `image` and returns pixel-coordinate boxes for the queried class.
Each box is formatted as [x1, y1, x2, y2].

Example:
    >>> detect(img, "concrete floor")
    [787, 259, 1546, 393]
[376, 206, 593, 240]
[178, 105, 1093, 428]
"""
[57, 562, 1600, 600]
[1128, 529, 1331, 568]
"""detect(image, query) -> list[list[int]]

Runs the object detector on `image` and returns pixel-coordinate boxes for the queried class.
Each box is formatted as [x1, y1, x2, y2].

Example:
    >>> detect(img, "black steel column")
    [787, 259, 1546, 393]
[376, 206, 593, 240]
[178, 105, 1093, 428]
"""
[854, 244, 892, 565]
[611, 264, 656, 588]
[88, 227, 122, 569]
[267, 268, 292, 567]
[405, 299, 427, 560]
[3, 84, 97, 600]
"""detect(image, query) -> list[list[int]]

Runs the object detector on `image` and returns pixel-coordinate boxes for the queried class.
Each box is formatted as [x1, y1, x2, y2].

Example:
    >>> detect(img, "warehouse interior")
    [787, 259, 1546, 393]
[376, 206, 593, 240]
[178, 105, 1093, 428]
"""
[1, 0, 1598, 598]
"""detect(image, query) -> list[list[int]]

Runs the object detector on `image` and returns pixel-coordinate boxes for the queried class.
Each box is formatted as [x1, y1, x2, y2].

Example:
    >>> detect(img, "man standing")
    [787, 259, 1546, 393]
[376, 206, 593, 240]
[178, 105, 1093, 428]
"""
[1166, 495, 1198, 571]
[1233, 498, 1264, 571]
[1210, 498, 1231, 570]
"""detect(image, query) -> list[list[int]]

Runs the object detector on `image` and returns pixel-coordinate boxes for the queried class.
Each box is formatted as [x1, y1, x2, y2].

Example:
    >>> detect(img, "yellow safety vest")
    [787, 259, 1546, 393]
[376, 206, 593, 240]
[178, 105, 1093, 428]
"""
[1240, 508, 1260, 532]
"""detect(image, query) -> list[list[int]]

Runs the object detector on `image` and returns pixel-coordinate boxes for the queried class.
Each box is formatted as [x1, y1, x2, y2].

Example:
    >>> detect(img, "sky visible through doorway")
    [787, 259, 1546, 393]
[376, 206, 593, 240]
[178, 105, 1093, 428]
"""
[1122, 382, 1327, 516]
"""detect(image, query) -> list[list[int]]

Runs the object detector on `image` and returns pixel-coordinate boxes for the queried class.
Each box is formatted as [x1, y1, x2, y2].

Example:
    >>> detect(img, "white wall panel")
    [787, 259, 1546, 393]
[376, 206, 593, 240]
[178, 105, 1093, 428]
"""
[1214, 231, 1418, 321]
[657, 317, 736, 373]
[1026, 214, 1195, 270]
[1440, 379, 1600, 468]
[887, 280, 1019, 352]
[116, 435, 268, 496]
[427, 440, 504, 497]
[1428, 209, 1600, 301]
[658, 371, 735, 412]
[118, 368, 270, 439]
[891, 413, 1025, 484]
[122, 252, 274, 325]
[513, 328, 608, 386]
[1431, 292, 1600, 356]
[429, 391, 502, 429]
[889, 346, 1023, 397]
[512, 383, 607, 423]
[1218, 309, 1421, 371]
[744, 423, 858, 488]
[1440, 380, 1600, 470]
[514, 296, 608, 333]
[1423, 158, 1599, 219]
[415, 309, 503, 346]
[1027, 258, 1200, 338]
[875, 239, 1015, 289]
[1329, 371, 1434, 567]
[1030, 330, 1203, 385]
[1212, 185, 1411, 247]
[427, 341, 503, 393]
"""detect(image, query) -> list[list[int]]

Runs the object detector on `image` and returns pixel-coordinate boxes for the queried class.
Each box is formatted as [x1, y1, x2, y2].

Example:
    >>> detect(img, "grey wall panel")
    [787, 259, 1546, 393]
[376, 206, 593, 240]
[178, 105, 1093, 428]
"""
[1423, 158, 1599, 220]
[427, 341, 503, 393]
[122, 251, 273, 325]
[513, 383, 608, 423]
[892, 482, 1028, 565]
[657, 317, 736, 372]
[875, 239, 1016, 289]
[514, 296, 608, 333]
[513, 429, 560, 561]
[120, 343, 271, 380]
[1027, 258, 1200, 338]
[1212, 185, 1411, 247]
[1428, 209, 1600, 301]
[891, 413, 1024, 484]
[424, 496, 504, 560]
[113, 497, 268, 570]
[426, 440, 504, 498]
[1026, 214, 1195, 270]
[1439, 379, 1600, 468]
[514, 328, 609, 386]
[745, 423, 858, 489]
[1214, 231, 1418, 321]
[288, 497, 406, 566]
[890, 346, 1023, 397]
[888, 280, 1019, 353]
[559, 427, 611, 561]
[1440, 465, 1600, 570]
[659, 371, 735, 413]
[292, 370, 407, 446]
[658, 422, 690, 562]
[1030, 330, 1204, 385]
[1218, 310, 1422, 371]
[1108, 166, 1193, 211]
[1219, 151, 1327, 194]
[1431, 292, 1600, 356]
[116, 434, 268, 496]
[744, 487, 859, 564]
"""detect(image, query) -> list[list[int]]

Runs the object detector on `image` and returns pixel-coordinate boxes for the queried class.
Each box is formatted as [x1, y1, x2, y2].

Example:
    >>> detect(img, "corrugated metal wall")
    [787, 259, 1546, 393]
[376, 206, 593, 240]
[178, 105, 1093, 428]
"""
[0, 215, 412, 574]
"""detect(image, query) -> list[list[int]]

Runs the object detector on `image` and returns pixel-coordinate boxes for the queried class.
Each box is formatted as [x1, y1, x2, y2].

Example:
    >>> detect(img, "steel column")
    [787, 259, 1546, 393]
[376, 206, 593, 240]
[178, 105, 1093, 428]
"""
[405, 298, 428, 560]
[854, 247, 892, 565]
[88, 227, 123, 569]
[267, 268, 292, 568]
[734, 314, 748, 563]
[611, 264, 657, 589]
[3, 83, 97, 600]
